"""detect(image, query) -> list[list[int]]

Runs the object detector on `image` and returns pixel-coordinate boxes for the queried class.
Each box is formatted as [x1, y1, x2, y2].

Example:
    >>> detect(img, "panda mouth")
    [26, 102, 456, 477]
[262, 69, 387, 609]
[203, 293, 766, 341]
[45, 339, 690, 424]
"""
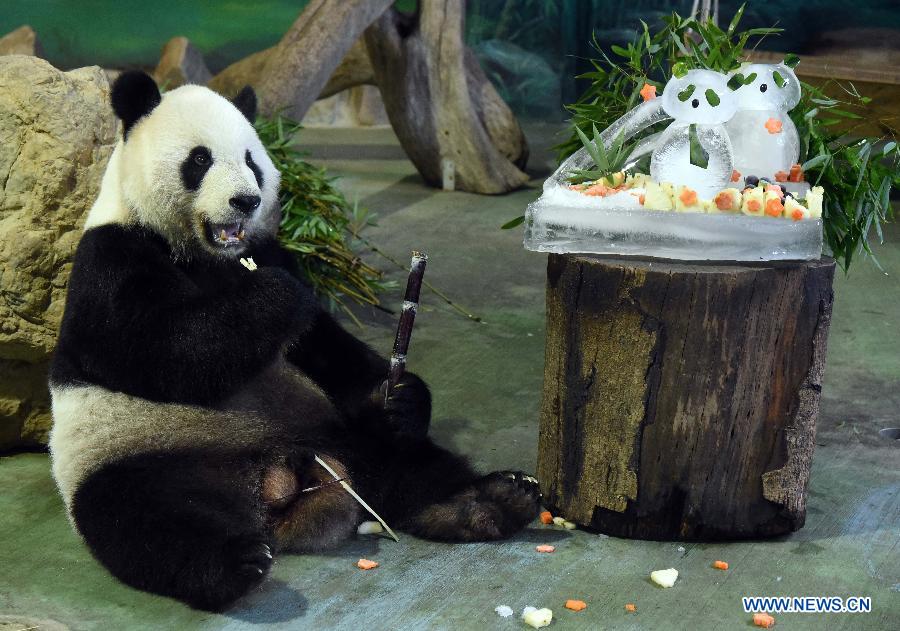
[207, 221, 246, 247]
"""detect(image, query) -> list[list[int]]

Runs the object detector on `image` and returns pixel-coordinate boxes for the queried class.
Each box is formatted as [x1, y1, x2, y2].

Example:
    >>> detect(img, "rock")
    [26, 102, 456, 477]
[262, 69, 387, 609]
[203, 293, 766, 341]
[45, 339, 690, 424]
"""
[153, 36, 212, 89]
[0, 56, 118, 450]
[302, 85, 388, 127]
[0, 25, 42, 57]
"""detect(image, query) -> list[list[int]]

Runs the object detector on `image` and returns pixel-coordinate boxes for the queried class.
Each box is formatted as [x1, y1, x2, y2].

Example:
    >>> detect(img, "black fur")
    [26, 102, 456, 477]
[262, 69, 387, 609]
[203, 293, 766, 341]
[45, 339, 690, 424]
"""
[245, 150, 263, 188]
[50, 224, 318, 405]
[231, 86, 257, 123]
[54, 224, 540, 611]
[112, 71, 161, 139]
[180, 146, 214, 191]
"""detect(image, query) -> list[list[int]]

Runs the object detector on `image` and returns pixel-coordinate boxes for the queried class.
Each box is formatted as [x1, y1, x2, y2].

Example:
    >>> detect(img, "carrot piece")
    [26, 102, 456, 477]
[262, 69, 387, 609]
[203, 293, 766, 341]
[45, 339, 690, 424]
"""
[639, 194, 646, 205]
[747, 199, 761, 213]
[774, 171, 789, 182]
[540, 511, 553, 525]
[712, 560, 729, 570]
[764, 118, 783, 134]
[791, 208, 805, 221]
[640, 83, 657, 101]
[679, 187, 698, 206]
[753, 613, 775, 628]
[789, 163, 804, 182]
[565, 599, 587, 611]
[535, 545, 555, 553]
[357, 558, 379, 570]
[765, 198, 784, 217]
[731, 169, 741, 182]
[715, 191, 734, 211]
[625, 603, 637, 612]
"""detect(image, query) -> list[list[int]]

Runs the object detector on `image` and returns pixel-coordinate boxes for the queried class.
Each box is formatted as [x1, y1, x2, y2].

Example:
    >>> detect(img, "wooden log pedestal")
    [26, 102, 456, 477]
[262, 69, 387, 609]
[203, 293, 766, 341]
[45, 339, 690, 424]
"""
[536, 254, 836, 541]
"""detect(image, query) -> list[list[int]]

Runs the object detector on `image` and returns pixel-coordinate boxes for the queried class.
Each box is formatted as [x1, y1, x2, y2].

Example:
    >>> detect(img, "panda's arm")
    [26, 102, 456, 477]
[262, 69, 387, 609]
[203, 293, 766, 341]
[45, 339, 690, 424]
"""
[61, 225, 317, 405]
[286, 311, 432, 436]
[249, 238, 432, 435]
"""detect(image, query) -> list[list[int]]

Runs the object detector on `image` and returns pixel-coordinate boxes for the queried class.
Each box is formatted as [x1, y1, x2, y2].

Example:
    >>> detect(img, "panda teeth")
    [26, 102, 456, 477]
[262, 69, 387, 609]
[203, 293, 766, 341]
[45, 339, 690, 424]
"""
[219, 229, 228, 242]
[238, 229, 246, 240]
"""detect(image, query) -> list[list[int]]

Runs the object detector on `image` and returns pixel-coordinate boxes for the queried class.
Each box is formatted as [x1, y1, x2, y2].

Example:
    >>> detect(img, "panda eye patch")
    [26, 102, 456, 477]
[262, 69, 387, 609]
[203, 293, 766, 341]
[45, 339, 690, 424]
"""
[245, 150, 264, 188]
[181, 146, 213, 191]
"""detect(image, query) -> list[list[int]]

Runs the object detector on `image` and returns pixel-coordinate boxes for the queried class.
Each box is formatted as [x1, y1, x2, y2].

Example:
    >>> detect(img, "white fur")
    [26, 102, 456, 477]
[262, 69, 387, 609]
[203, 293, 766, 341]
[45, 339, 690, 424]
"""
[49, 358, 335, 517]
[85, 84, 281, 253]
[49, 384, 271, 515]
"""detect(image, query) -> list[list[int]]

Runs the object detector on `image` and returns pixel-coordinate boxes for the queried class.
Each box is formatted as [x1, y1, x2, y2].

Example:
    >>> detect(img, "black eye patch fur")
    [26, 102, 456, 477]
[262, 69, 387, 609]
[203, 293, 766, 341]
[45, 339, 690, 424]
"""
[245, 150, 263, 188]
[181, 146, 213, 191]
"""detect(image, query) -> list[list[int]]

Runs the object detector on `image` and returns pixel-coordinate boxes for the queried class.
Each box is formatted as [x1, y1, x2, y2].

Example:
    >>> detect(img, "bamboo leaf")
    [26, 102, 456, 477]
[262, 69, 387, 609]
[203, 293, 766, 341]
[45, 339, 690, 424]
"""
[501, 215, 525, 230]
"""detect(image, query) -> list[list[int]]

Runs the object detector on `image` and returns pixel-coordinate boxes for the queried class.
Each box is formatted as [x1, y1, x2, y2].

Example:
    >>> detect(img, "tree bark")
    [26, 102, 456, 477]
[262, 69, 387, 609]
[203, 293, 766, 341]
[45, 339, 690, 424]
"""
[208, 0, 529, 195]
[364, 3, 529, 194]
[209, 39, 375, 103]
[537, 254, 835, 541]
[228, 0, 392, 118]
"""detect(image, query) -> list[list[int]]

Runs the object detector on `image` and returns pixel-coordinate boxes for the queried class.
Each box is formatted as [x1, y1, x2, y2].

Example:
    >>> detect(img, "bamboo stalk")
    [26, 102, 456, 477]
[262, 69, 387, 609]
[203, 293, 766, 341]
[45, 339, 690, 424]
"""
[314, 455, 400, 542]
[386, 251, 427, 393]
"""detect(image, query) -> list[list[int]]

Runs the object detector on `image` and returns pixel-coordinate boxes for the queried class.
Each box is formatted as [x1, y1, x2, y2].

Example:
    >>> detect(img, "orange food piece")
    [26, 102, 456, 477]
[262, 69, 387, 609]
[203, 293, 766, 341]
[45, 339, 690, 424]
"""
[789, 163, 804, 182]
[715, 191, 734, 211]
[679, 187, 698, 206]
[535, 545, 555, 553]
[753, 613, 776, 628]
[765, 198, 784, 217]
[640, 83, 657, 101]
[774, 171, 789, 182]
[791, 208, 805, 221]
[639, 193, 646, 205]
[747, 199, 761, 213]
[540, 511, 553, 525]
[765, 118, 783, 134]
[712, 560, 729, 570]
[766, 184, 784, 198]
[625, 603, 637, 612]
[583, 183, 609, 197]
[731, 169, 741, 182]
[565, 599, 587, 611]
[356, 558, 379, 570]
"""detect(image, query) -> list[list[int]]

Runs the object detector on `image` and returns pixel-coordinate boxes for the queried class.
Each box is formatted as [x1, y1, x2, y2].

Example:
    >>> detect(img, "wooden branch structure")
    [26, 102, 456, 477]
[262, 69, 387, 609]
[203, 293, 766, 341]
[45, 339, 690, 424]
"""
[537, 254, 835, 540]
[364, 2, 529, 193]
[208, 0, 529, 195]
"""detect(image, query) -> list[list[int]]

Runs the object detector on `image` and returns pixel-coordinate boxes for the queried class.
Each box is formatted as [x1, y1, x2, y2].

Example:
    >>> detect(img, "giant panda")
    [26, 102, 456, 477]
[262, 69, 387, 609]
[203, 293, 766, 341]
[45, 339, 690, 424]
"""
[48, 71, 540, 611]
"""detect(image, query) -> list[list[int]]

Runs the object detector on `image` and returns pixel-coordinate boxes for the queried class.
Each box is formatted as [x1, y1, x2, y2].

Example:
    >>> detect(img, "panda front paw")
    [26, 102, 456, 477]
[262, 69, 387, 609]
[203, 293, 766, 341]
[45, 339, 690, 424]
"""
[382, 372, 431, 438]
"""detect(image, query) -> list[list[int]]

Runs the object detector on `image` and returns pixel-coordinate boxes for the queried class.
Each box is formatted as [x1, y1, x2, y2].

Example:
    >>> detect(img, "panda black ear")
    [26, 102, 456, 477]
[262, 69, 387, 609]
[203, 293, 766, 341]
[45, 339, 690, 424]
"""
[232, 86, 257, 123]
[111, 71, 161, 140]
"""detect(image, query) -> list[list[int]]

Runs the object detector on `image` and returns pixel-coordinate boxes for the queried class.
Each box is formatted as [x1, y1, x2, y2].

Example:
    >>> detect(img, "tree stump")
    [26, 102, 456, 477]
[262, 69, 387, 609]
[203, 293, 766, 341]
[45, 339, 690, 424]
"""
[536, 254, 835, 540]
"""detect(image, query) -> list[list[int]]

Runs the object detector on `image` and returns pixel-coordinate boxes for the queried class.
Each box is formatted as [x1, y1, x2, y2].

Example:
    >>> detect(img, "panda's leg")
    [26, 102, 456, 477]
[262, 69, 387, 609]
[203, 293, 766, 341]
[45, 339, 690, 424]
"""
[72, 448, 276, 612]
[356, 436, 541, 542]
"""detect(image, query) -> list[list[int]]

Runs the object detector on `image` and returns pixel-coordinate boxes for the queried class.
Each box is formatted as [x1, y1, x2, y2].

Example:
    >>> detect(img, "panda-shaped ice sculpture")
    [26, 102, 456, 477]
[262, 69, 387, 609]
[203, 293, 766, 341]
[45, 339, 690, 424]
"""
[548, 69, 736, 200]
[649, 69, 738, 199]
[725, 62, 801, 181]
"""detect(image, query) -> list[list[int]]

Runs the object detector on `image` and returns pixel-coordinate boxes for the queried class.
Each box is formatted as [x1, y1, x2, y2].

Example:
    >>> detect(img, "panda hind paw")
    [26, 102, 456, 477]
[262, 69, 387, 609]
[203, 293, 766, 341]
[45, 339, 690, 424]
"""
[409, 471, 541, 542]
[230, 537, 274, 578]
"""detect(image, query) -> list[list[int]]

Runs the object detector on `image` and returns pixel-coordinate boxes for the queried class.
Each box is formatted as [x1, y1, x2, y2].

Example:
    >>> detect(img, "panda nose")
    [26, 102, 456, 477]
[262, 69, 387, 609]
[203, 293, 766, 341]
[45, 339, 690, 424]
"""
[230, 194, 261, 214]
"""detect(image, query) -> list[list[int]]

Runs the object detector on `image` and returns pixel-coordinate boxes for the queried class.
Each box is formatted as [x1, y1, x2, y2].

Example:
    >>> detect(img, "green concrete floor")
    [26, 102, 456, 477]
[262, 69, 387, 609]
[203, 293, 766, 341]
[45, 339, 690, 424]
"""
[1, 125, 898, 630]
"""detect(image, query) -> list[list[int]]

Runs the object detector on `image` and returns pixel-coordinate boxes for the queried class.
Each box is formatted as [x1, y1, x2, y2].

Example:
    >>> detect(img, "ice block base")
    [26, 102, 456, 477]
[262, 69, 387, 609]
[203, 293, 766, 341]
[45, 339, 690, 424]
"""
[524, 193, 823, 262]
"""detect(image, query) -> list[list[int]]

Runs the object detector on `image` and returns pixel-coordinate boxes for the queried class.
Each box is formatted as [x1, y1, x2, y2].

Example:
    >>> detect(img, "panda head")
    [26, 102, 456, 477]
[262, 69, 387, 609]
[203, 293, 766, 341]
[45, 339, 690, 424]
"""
[727, 63, 801, 112]
[109, 71, 279, 259]
[660, 69, 737, 126]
